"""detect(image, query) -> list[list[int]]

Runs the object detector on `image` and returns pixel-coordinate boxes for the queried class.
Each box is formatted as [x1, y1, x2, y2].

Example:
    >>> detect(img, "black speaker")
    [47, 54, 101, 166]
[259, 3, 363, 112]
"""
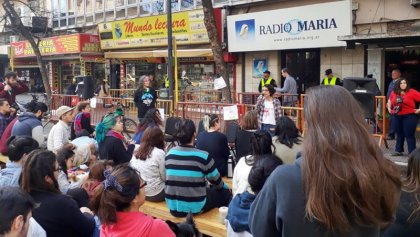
[225, 121, 239, 144]
[75, 76, 94, 99]
[343, 77, 377, 119]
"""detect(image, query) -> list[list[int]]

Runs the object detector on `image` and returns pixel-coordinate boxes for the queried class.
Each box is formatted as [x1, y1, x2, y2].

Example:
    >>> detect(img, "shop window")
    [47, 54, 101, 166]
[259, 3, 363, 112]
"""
[96, 0, 104, 11]
[61, 62, 81, 94]
[86, 0, 93, 14]
[116, 0, 125, 8]
[68, 0, 76, 14]
[180, 0, 194, 10]
[105, 0, 114, 11]
[128, 0, 137, 5]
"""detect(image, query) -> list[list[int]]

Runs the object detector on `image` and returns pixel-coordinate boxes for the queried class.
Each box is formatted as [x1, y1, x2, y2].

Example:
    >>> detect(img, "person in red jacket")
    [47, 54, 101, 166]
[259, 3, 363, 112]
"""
[0, 72, 29, 105]
[387, 78, 420, 155]
[92, 164, 175, 237]
[0, 117, 17, 155]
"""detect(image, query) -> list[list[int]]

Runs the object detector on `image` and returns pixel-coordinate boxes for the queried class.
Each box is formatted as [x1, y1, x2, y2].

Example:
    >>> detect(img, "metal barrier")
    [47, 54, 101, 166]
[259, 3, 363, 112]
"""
[179, 89, 225, 103]
[51, 94, 173, 125]
[237, 92, 300, 106]
[176, 102, 241, 132]
[109, 89, 136, 98]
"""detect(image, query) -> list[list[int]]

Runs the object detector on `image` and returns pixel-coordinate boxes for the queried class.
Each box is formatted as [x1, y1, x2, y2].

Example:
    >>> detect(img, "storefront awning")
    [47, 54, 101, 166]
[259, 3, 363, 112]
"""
[338, 32, 420, 48]
[104, 49, 213, 59]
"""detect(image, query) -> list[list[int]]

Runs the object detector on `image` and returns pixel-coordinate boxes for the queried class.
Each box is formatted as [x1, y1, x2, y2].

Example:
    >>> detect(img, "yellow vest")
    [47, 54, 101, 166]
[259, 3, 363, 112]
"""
[323, 76, 337, 85]
[164, 75, 169, 88]
[261, 77, 273, 87]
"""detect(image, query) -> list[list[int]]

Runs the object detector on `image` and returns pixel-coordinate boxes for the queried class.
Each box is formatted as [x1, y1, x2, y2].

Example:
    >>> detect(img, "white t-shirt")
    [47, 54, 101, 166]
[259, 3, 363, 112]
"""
[130, 147, 166, 197]
[232, 155, 253, 196]
[262, 100, 276, 125]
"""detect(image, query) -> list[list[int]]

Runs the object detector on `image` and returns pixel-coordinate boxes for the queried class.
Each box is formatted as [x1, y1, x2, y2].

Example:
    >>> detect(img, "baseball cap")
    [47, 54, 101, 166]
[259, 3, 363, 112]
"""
[325, 69, 332, 75]
[263, 70, 271, 74]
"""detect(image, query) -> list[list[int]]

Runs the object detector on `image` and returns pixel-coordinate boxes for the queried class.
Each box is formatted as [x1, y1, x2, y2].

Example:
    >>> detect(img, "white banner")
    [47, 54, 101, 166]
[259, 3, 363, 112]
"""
[227, 1, 352, 52]
[223, 105, 239, 121]
[214, 77, 227, 90]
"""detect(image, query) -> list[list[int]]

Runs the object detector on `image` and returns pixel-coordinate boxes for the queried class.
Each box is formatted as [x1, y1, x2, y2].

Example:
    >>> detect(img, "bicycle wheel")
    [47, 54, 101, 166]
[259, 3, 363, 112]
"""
[122, 117, 137, 138]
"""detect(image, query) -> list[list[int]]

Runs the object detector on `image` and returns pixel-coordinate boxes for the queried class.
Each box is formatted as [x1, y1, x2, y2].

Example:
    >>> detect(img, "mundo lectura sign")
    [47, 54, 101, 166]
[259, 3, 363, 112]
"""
[227, 1, 352, 52]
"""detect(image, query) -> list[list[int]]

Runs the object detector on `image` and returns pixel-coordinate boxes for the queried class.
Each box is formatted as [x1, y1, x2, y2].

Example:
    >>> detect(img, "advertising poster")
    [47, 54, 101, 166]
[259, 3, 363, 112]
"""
[253, 58, 267, 78]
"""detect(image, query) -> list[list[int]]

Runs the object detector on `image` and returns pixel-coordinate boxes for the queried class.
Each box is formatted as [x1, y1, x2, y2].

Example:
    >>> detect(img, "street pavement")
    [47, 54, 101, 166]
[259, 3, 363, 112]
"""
[15, 93, 413, 168]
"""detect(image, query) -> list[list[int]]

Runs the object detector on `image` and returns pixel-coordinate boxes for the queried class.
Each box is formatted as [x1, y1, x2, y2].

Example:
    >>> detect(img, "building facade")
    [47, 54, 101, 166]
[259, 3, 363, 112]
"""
[225, 0, 420, 95]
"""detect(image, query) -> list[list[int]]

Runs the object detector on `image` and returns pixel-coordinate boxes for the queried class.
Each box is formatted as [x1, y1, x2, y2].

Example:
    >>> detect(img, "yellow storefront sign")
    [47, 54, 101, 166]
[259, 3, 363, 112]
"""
[98, 9, 209, 49]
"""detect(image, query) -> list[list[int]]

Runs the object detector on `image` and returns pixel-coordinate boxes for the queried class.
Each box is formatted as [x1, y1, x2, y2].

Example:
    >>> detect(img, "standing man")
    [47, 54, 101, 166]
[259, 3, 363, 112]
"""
[386, 68, 402, 140]
[276, 68, 298, 107]
[321, 69, 343, 86]
[0, 99, 16, 136]
[0, 72, 28, 105]
[258, 70, 277, 93]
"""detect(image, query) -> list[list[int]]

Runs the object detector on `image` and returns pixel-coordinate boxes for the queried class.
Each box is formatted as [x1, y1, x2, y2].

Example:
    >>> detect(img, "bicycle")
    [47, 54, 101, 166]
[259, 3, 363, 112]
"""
[104, 102, 138, 139]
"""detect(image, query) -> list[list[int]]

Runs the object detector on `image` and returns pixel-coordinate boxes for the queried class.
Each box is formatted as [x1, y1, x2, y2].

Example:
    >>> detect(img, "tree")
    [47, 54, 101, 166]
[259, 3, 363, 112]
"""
[1, 0, 52, 103]
[202, 0, 232, 103]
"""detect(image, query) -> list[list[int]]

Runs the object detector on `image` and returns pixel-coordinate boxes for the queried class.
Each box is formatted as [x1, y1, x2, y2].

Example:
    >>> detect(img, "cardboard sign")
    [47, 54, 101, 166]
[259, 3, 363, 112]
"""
[223, 105, 239, 120]
[90, 98, 97, 108]
[158, 108, 165, 121]
[214, 77, 227, 90]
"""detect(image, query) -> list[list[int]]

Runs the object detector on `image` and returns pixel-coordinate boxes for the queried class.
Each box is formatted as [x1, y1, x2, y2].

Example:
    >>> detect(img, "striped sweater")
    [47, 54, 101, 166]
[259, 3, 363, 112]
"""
[165, 145, 227, 214]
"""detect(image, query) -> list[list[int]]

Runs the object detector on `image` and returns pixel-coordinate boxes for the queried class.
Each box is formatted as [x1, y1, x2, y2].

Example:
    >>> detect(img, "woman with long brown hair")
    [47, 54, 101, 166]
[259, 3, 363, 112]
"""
[130, 127, 166, 202]
[249, 86, 401, 237]
[21, 149, 95, 237]
[385, 148, 420, 236]
[235, 110, 258, 161]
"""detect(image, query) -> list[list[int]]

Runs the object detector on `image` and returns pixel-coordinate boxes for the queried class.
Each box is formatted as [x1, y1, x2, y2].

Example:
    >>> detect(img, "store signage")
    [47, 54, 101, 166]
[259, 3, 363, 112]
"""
[227, 1, 352, 52]
[98, 9, 209, 49]
[11, 34, 101, 58]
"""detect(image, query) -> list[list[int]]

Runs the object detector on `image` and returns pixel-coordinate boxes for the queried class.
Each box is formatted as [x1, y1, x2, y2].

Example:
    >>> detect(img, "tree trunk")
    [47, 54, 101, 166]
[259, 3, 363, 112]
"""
[202, 0, 232, 103]
[3, 0, 52, 104]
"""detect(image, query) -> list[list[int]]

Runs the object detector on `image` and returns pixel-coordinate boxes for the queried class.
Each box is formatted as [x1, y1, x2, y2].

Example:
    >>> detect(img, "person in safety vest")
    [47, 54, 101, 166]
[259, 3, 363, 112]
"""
[321, 69, 342, 86]
[258, 70, 277, 93]
[164, 74, 169, 88]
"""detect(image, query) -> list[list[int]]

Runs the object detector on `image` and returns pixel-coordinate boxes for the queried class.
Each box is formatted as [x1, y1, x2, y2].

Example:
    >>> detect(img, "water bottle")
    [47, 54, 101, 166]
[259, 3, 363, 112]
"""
[227, 156, 233, 178]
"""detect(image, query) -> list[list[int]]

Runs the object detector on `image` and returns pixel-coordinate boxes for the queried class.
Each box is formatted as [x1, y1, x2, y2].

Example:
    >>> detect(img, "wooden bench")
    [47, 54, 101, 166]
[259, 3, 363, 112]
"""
[140, 178, 232, 237]
[0, 154, 8, 163]
[140, 201, 226, 237]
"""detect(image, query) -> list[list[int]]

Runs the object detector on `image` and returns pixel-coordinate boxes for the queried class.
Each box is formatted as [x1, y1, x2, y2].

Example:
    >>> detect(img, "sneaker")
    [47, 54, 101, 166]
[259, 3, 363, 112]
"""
[391, 152, 403, 156]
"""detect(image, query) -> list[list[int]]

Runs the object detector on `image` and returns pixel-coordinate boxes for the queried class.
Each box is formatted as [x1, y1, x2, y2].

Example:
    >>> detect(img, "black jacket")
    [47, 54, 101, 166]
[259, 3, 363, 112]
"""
[383, 191, 420, 237]
[30, 191, 95, 237]
[234, 129, 255, 162]
[99, 136, 135, 165]
[196, 131, 230, 177]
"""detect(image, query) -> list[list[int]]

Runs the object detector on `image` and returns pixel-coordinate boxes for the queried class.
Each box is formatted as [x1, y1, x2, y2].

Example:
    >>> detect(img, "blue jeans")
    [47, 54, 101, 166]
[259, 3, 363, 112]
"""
[260, 123, 276, 137]
[392, 114, 418, 153]
[388, 115, 395, 137]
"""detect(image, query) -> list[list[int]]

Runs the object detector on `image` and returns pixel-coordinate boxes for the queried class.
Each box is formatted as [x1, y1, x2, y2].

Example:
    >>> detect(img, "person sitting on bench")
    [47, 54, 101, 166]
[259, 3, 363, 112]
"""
[165, 119, 232, 217]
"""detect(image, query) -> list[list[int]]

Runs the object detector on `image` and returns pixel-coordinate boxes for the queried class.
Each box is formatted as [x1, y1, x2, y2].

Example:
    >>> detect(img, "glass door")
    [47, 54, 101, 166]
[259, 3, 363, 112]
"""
[281, 49, 320, 94]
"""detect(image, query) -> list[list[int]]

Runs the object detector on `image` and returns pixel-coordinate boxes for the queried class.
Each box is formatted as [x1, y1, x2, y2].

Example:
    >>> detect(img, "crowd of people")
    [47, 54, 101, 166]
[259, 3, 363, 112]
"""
[0, 70, 419, 237]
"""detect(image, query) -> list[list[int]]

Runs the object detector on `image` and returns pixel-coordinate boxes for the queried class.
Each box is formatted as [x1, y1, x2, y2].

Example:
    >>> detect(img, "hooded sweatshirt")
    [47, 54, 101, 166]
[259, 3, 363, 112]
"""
[227, 191, 256, 233]
[100, 211, 175, 237]
[11, 112, 44, 145]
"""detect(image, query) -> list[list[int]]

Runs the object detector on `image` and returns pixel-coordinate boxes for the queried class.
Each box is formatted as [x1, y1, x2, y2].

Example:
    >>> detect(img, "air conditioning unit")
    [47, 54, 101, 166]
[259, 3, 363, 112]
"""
[9, 35, 19, 42]
[411, 0, 420, 7]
